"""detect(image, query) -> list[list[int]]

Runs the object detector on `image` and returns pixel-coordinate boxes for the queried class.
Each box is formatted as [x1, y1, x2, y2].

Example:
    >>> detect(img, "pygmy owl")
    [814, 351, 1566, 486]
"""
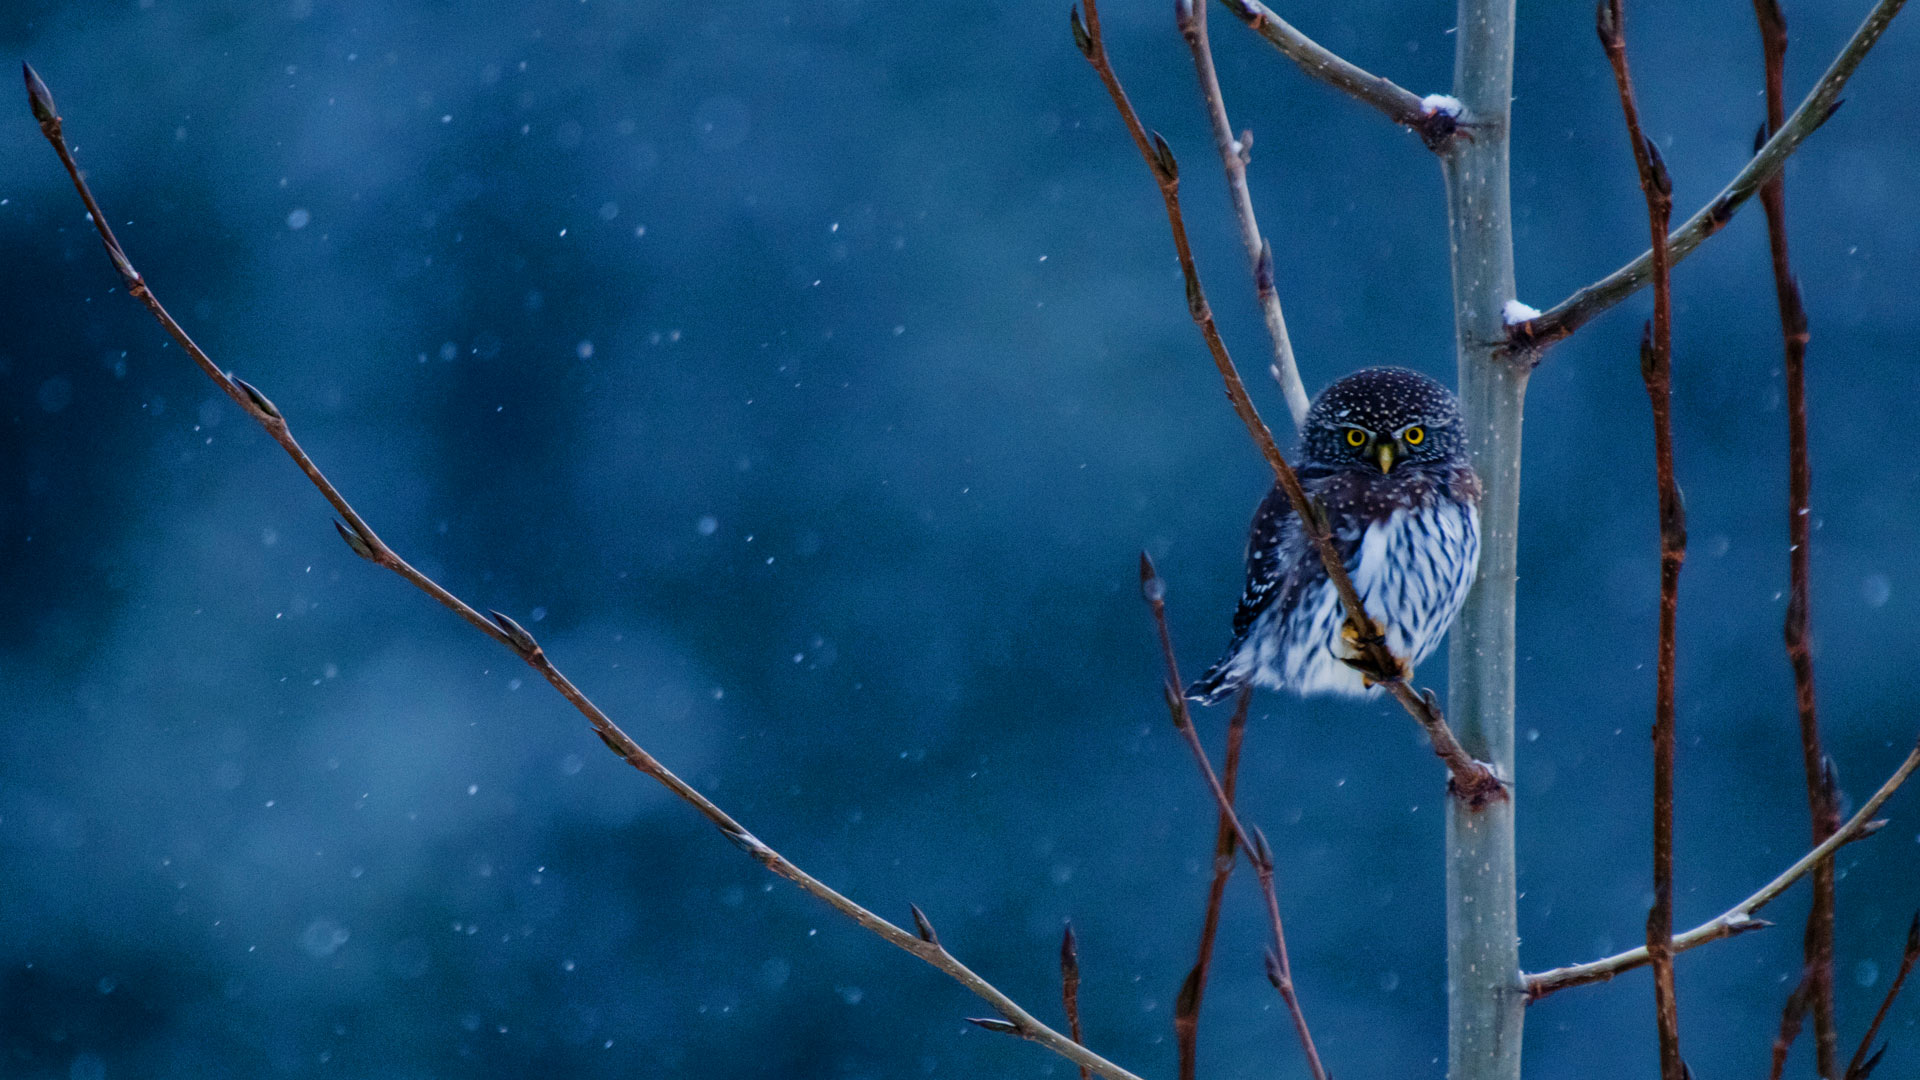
[1189, 367, 1482, 702]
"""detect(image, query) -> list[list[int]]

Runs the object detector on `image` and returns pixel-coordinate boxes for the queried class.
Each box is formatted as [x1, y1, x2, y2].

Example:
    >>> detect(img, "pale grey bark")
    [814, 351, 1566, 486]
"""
[1440, 1, 1527, 1077]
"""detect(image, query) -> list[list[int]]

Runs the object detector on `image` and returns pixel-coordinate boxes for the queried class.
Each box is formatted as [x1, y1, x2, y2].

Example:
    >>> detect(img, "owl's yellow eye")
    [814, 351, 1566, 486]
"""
[1344, 428, 1367, 447]
[1403, 426, 1425, 445]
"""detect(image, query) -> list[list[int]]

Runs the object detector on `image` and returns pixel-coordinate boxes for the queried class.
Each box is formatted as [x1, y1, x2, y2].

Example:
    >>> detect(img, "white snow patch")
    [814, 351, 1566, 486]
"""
[1502, 299, 1542, 325]
[1420, 93, 1464, 118]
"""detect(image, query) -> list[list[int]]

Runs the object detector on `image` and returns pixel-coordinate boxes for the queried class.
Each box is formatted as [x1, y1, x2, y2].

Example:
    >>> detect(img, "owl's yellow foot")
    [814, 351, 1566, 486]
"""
[1339, 617, 1409, 685]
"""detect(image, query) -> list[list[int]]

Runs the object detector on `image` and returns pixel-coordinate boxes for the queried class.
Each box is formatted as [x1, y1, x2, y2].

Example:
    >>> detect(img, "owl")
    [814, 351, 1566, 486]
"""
[1189, 367, 1481, 703]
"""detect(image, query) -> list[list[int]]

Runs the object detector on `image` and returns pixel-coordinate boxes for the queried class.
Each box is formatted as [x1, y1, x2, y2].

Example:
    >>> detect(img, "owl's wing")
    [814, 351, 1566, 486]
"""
[1189, 474, 1358, 704]
[1229, 481, 1311, 639]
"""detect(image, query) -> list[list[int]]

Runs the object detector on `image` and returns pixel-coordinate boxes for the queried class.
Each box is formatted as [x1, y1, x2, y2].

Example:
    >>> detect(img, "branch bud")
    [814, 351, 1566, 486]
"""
[1069, 6, 1094, 59]
[1174, 964, 1201, 1023]
[1138, 550, 1164, 604]
[231, 375, 282, 421]
[23, 63, 55, 125]
[966, 1017, 1021, 1036]
[1150, 130, 1178, 182]
[1643, 136, 1672, 197]
[1249, 824, 1274, 871]
[332, 519, 376, 562]
[910, 903, 940, 946]
[1059, 920, 1081, 984]
[1263, 947, 1286, 989]
[488, 608, 541, 655]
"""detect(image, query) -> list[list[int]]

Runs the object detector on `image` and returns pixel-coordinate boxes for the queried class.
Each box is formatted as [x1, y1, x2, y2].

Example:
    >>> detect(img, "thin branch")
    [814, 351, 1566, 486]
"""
[1212, 0, 1461, 147]
[1141, 555, 1329, 1080]
[1177, 0, 1309, 431]
[1844, 912, 1920, 1080]
[1175, 686, 1249, 1080]
[1768, 974, 1814, 1080]
[1597, 2, 1686, 1073]
[1060, 923, 1092, 1080]
[23, 64, 1150, 1080]
[1750, 0, 1844, 1070]
[1525, 735, 1920, 998]
[1072, 3, 1503, 807]
[1514, 0, 1908, 354]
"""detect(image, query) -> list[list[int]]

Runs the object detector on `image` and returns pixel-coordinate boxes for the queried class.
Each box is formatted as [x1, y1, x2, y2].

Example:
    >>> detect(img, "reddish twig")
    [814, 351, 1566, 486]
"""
[1751, 1, 1843, 1068]
[1844, 912, 1920, 1080]
[1176, 0, 1309, 430]
[1060, 922, 1091, 1080]
[1512, 0, 1908, 357]
[1141, 555, 1328, 1080]
[1525, 737, 1920, 997]
[1213, 0, 1459, 147]
[23, 63, 1149, 1080]
[1597, 4, 1686, 1073]
[1175, 685, 1250, 1080]
[1768, 973, 1814, 1080]
[1072, 1, 1503, 807]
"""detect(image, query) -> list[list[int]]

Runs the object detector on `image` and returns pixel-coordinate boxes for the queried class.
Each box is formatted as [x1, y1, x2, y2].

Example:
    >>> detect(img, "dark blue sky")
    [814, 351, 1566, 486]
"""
[4, 2, 1919, 1077]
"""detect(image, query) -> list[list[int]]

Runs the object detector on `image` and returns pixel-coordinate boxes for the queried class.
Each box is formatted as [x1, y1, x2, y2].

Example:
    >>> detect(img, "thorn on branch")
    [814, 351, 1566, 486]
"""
[488, 608, 541, 656]
[910, 903, 940, 946]
[332, 519, 376, 562]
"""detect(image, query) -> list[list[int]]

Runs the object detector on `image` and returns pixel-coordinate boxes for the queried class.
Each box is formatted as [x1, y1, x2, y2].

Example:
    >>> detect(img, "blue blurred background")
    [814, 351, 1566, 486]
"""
[3, 2, 1919, 1077]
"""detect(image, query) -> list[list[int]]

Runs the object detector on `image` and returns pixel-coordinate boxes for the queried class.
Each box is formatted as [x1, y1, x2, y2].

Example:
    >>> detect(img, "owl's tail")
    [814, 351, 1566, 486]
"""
[1185, 650, 1246, 707]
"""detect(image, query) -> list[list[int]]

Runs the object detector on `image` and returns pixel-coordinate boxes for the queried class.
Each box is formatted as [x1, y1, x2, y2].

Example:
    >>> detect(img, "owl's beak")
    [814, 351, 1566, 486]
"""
[1375, 442, 1397, 473]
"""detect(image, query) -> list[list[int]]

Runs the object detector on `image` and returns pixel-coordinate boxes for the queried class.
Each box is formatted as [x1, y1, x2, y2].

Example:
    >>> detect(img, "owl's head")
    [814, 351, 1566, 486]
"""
[1303, 366, 1464, 474]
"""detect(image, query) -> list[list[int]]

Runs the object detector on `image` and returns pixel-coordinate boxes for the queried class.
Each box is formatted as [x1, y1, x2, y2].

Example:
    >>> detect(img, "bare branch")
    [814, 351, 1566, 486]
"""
[1060, 923, 1092, 1080]
[1768, 973, 1813, 1080]
[1597, 1, 1686, 1072]
[1526, 736, 1920, 998]
[1075, 4, 1501, 806]
[1213, 0, 1460, 147]
[1749, 0, 1844, 1068]
[23, 63, 1149, 1080]
[1177, 0, 1309, 431]
[1141, 554, 1329, 1080]
[1175, 686, 1249, 1080]
[1515, 0, 1908, 354]
[1844, 912, 1920, 1080]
